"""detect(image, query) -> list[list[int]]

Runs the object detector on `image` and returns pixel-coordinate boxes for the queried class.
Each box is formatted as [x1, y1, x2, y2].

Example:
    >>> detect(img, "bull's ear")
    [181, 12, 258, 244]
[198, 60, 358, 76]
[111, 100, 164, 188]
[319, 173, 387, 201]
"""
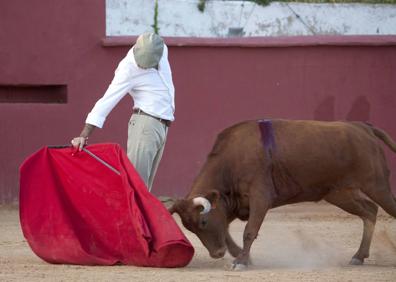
[168, 204, 176, 214]
[168, 200, 178, 215]
[205, 190, 220, 209]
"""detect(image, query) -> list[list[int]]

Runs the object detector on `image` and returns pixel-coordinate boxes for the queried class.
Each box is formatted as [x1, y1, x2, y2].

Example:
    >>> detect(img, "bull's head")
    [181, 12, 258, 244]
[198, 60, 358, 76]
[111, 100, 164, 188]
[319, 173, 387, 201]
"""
[169, 190, 228, 259]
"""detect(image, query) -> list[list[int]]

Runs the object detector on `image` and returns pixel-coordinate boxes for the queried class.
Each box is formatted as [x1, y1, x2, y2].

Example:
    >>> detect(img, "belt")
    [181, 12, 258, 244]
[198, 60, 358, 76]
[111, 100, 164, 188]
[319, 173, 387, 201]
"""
[133, 108, 172, 127]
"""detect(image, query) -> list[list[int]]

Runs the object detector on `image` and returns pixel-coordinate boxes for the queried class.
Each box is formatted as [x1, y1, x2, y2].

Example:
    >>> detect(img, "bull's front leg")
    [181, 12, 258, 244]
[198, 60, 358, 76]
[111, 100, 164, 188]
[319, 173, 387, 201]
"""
[226, 229, 254, 266]
[232, 189, 270, 270]
[225, 229, 242, 257]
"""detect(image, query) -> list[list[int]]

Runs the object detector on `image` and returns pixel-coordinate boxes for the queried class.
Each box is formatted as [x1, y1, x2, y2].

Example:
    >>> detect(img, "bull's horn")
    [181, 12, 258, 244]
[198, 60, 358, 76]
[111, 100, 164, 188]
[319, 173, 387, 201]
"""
[193, 197, 211, 214]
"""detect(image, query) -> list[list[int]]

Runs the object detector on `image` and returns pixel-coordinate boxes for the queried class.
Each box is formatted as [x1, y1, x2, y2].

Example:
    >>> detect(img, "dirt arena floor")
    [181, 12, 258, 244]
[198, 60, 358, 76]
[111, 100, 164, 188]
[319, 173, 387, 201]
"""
[1, 202, 395, 281]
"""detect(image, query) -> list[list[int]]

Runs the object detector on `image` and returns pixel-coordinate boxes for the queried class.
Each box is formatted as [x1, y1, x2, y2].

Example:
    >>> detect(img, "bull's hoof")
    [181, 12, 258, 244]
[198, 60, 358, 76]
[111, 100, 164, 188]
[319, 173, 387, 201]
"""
[349, 257, 364, 265]
[231, 263, 247, 271]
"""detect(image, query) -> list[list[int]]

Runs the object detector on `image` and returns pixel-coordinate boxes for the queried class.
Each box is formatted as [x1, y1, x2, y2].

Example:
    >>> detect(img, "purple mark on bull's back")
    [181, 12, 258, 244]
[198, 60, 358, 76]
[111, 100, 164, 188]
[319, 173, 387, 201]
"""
[258, 119, 276, 156]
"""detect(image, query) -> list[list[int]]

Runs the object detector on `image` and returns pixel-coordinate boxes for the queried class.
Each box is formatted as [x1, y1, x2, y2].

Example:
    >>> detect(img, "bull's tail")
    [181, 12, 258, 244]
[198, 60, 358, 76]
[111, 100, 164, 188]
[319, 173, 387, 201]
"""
[364, 122, 396, 153]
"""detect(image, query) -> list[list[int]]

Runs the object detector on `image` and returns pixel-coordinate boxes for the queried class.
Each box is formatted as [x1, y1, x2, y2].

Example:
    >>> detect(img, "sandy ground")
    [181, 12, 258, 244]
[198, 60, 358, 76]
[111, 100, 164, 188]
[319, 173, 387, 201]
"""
[1, 202, 396, 282]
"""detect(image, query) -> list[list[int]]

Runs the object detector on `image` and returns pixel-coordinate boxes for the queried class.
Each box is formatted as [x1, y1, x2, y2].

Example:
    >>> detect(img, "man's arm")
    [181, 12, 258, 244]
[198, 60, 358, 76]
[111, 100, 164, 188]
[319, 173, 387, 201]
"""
[71, 123, 97, 151]
[71, 52, 135, 150]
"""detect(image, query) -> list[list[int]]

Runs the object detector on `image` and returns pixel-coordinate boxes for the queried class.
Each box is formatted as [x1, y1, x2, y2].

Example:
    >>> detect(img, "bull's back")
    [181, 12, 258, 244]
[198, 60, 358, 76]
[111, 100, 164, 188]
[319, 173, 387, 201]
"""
[273, 119, 384, 182]
[218, 119, 385, 204]
[220, 119, 367, 170]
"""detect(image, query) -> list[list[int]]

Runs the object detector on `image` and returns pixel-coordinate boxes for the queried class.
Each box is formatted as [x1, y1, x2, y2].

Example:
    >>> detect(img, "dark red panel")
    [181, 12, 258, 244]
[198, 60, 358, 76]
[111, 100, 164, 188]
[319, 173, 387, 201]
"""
[0, 0, 395, 203]
[0, 85, 67, 103]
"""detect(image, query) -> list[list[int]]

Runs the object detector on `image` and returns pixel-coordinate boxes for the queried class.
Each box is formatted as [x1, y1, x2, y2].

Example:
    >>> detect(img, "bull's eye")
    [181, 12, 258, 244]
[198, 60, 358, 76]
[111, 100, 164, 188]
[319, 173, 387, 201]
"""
[200, 217, 208, 229]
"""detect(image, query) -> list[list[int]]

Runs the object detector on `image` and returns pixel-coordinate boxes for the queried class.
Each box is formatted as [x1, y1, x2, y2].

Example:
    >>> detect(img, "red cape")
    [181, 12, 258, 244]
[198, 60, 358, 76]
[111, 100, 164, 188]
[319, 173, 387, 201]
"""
[19, 143, 194, 267]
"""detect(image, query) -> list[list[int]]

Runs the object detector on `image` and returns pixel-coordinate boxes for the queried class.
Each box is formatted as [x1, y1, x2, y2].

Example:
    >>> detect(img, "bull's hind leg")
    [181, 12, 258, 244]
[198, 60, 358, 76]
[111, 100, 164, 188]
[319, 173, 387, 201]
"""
[325, 188, 378, 265]
[361, 178, 396, 219]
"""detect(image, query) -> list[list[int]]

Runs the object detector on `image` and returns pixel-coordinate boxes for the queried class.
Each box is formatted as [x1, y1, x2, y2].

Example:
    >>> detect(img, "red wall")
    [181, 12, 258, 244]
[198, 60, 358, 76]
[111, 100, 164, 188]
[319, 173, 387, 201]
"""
[1, 1, 396, 204]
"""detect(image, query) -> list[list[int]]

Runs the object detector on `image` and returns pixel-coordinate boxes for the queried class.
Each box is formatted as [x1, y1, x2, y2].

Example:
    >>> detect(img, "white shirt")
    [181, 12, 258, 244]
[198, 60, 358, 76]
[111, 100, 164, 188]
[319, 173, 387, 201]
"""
[85, 45, 175, 128]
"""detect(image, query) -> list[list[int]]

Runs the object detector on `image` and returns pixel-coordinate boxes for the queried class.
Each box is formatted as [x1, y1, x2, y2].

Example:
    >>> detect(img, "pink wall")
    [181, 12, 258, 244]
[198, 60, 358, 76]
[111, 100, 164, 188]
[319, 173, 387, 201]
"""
[1, 1, 395, 204]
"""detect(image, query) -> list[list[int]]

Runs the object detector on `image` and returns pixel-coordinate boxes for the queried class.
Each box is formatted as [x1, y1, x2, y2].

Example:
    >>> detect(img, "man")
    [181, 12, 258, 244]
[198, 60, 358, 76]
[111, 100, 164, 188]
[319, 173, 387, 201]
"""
[71, 32, 174, 191]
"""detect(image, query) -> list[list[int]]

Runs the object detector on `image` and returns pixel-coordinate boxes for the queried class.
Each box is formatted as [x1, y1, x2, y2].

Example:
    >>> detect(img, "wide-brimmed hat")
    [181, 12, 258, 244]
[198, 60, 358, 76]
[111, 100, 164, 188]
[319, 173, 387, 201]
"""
[133, 32, 164, 69]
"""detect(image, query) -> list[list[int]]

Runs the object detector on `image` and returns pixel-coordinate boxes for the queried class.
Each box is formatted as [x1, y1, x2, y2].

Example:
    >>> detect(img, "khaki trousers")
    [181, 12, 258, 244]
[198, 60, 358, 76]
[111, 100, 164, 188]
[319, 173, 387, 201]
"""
[127, 113, 168, 191]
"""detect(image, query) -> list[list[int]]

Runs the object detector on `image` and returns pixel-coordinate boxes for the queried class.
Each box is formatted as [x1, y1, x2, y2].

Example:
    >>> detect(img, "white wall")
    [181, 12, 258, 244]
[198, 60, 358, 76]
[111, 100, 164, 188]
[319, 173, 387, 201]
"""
[106, 0, 396, 37]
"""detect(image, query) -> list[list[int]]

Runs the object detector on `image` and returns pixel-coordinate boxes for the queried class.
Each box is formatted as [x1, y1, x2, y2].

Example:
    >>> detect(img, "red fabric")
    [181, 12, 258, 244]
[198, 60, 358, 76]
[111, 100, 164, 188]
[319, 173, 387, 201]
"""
[19, 143, 194, 267]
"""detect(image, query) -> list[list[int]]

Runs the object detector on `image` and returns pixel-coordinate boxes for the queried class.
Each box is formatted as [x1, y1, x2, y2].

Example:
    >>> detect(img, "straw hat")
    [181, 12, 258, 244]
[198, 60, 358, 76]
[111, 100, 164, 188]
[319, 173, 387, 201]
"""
[133, 32, 164, 69]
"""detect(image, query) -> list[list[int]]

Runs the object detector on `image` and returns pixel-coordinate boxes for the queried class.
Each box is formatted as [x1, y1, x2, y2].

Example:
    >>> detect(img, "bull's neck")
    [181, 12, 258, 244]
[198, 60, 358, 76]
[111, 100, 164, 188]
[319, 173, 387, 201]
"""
[188, 158, 226, 197]
[189, 181, 237, 221]
[188, 178, 223, 198]
[187, 158, 238, 220]
[219, 193, 241, 222]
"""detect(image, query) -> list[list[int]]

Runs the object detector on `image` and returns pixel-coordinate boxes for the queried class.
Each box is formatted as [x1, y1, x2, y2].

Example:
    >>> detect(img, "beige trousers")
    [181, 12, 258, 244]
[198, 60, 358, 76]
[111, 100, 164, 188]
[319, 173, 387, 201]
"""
[127, 113, 168, 191]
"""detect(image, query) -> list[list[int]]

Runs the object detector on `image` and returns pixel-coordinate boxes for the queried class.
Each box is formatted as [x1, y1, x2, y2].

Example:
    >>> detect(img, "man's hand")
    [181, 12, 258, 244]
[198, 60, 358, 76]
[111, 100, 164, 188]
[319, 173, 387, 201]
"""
[71, 136, 88, 151]
[71, 124, 96, 151]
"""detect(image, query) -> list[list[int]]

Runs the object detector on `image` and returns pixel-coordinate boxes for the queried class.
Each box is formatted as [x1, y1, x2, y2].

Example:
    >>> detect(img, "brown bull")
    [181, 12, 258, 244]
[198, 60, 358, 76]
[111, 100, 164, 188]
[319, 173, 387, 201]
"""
[169, 119, 396, 270]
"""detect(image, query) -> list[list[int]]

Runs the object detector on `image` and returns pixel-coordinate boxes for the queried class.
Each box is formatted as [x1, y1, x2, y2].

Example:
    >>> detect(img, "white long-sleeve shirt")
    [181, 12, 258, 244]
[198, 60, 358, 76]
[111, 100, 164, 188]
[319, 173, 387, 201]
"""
[85, 45, 175, 128]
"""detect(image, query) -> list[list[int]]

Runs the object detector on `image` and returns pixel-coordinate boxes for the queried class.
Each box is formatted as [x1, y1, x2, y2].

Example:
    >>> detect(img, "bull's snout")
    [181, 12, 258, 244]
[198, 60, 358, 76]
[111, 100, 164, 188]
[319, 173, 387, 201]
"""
[210, 247, 226, 259]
